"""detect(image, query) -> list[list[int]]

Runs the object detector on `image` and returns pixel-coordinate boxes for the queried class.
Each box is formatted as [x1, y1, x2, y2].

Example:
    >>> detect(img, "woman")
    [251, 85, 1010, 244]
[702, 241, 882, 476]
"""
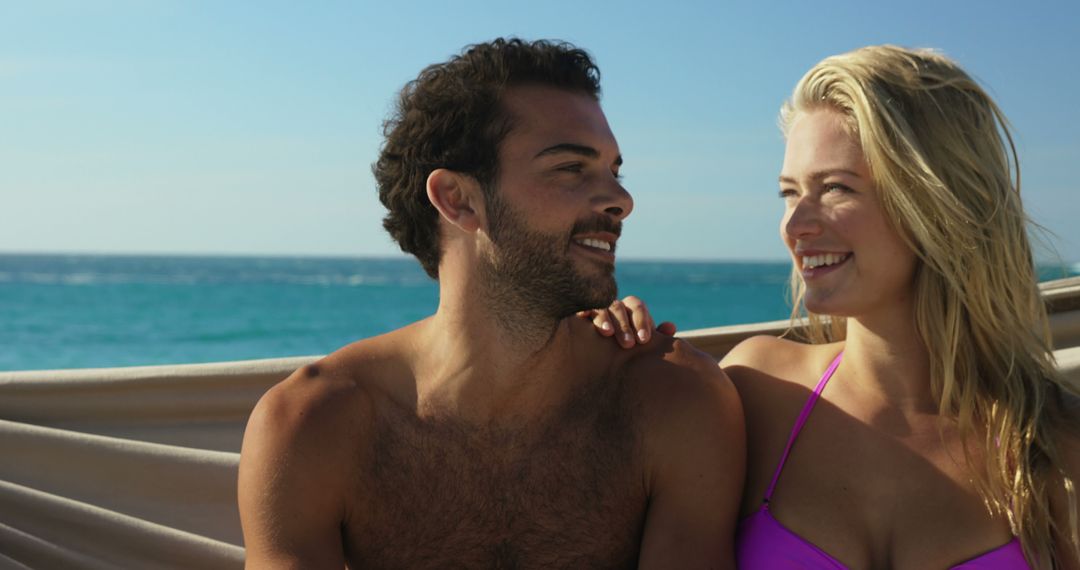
[596, 46, 1080, 568]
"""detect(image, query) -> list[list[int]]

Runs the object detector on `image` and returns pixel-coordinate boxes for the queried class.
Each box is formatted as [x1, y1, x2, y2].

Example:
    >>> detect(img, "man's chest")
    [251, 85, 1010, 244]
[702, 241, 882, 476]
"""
[343, 405, 647, 568]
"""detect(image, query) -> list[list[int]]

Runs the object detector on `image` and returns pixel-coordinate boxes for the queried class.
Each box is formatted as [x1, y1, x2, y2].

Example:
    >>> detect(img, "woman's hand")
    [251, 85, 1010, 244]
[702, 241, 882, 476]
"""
[579, 296, 677, 348]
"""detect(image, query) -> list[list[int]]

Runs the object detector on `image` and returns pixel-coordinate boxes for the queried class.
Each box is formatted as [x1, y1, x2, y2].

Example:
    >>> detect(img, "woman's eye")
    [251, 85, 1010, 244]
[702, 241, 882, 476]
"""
[778, 188, 798, 199]
[824, 183, 852, 194]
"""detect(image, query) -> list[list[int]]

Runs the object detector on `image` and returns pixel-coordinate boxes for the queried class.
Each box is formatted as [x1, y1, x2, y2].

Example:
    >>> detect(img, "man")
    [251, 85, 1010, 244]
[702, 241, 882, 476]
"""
[239, 38, 744, 568]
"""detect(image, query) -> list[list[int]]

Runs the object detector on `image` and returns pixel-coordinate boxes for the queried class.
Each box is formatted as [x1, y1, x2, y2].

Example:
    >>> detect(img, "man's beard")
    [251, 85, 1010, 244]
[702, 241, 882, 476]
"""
[479, 190, 619, 323]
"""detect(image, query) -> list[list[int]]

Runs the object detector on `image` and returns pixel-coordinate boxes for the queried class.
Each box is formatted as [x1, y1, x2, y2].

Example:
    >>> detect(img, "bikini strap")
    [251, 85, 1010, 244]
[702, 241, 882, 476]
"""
[762, 351, 843, 503]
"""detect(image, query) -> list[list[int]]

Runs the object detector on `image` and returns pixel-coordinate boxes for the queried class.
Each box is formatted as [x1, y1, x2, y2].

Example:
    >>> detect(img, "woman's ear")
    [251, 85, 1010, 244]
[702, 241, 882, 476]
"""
[427, 169, 481, 233]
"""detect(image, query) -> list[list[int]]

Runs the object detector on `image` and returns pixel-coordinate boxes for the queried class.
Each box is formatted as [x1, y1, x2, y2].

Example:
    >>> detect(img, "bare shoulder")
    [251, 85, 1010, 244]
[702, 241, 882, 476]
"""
[716, 334, 843, 422]
[721, 334, 842, 391]
[566, 315, 736, 417]
[627, 335, 743, 476]
[248, 322, 421, 434]
[721, 334, 807, 376]
[630, 336, 739, 421]
[241, 326, 420, 479]
[627, 336, 745, 567]
[238, 330, 412, 568]
[244, 334, 400, 458]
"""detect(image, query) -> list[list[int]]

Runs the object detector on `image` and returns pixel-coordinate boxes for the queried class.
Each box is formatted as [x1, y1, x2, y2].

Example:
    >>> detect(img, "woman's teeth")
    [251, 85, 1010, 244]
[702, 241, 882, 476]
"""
[803, 253, 849, 269]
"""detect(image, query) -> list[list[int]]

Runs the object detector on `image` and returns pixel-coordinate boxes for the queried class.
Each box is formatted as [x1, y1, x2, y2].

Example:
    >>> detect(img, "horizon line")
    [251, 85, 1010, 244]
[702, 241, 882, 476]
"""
[0, 249, 795, 264]
[3, 249, 1078, 267]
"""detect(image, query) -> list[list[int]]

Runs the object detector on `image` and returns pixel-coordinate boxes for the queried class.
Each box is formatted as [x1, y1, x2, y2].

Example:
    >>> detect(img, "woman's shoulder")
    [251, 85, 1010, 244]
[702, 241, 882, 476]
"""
[720, 335, 843, 390]
[720, 334, 803, 368]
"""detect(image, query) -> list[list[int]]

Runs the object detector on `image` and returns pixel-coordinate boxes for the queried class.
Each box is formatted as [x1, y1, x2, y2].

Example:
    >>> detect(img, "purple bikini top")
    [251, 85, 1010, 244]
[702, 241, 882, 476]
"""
[734, 352, 1030, 569]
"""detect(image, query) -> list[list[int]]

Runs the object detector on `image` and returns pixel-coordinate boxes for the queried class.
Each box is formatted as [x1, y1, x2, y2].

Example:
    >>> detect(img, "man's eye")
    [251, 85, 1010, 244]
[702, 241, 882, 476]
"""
[557, 164, 584, 173]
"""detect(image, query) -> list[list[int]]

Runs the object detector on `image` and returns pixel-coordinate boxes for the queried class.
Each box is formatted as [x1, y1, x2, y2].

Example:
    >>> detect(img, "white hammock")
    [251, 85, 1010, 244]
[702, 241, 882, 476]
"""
[2, 278, 1078, 569]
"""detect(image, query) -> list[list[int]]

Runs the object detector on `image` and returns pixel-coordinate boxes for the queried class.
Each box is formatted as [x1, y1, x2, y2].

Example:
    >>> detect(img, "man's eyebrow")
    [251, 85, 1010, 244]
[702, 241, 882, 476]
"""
[534, 143, 599, 159]
[534, 143, 623, 166]
[778, 169, 862, 184]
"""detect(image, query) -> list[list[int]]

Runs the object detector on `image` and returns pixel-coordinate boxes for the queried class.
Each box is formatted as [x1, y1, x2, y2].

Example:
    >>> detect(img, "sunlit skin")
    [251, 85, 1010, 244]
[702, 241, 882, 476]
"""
[240, 83, 745, 569]
[779, 109, 918, 323]
[503, 86, 672, 346]
[591, 110, 917, 343]
[474, 85, 632, 318]
[594, 109, 1036, 568]
[493, 86, 631, 248]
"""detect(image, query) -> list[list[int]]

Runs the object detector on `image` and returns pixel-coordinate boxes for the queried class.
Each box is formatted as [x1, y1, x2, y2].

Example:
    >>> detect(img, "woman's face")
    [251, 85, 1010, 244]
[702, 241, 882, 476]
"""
[779, 108, 918, 319]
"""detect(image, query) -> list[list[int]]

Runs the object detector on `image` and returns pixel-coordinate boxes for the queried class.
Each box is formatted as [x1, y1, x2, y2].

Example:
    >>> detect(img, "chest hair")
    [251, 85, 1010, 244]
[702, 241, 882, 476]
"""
[345, 374, 647, 569]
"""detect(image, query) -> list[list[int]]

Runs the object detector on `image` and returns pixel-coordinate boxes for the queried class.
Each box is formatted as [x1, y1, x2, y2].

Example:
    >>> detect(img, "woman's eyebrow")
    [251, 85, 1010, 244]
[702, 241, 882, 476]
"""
[779, 168, 863, 184]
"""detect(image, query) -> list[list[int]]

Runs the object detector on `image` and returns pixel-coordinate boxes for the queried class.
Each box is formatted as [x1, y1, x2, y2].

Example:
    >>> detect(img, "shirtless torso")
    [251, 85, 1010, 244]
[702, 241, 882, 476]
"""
[347, 343, 646, 567]
[239, 317, 744, 569]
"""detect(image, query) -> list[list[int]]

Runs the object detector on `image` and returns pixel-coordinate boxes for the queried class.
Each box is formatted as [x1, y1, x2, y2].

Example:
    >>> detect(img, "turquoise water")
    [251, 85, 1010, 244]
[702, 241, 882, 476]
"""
[1, 254, 1075, 371]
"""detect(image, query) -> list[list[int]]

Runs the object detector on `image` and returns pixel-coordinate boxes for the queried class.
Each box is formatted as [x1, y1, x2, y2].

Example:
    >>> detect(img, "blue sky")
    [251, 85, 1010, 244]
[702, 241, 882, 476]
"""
[2, 1, 1077, 262]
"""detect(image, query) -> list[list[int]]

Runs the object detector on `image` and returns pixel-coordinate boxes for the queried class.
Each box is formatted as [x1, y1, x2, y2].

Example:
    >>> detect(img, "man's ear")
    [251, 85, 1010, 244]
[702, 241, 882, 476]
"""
[427, 169, 482, 233]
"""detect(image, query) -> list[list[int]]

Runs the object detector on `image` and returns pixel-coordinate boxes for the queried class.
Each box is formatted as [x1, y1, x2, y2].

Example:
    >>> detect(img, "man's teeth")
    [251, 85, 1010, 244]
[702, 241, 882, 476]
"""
[802, 253, 848, 269]
[576, 238, 612, 252]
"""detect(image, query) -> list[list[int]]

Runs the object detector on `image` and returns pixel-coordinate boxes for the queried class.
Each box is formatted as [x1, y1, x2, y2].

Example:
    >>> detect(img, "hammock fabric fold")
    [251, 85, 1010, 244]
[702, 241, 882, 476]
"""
[0, 357, 313, 570]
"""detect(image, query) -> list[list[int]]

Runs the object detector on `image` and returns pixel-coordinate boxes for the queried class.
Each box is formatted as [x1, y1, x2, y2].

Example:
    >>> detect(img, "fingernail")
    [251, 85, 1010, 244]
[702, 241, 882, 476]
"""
[602, 321, 612, 332]
[637, 329, 648, 343]
[623, 333, 633, 344]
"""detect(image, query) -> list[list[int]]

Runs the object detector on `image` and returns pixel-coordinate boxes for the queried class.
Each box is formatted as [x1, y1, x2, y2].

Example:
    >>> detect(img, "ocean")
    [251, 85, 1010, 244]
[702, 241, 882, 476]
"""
[1, 254, 1076, 372]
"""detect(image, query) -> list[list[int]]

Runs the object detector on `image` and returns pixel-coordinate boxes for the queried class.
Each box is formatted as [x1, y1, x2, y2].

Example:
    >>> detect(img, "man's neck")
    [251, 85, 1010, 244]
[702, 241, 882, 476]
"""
[409, 274, 585, 423]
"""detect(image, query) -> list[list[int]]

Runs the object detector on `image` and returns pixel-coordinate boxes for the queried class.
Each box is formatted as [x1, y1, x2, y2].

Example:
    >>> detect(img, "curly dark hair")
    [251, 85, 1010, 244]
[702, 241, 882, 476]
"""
[373, 38, 601, 278]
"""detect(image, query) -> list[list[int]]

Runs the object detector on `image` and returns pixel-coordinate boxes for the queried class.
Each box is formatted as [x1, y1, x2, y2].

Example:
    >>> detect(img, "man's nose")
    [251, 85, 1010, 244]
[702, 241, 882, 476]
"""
[595, 177, 633, 221]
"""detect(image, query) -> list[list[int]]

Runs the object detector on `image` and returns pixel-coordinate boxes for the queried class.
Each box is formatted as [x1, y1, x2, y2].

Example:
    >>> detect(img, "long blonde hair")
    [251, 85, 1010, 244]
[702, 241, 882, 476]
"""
[781, 45, 1077, 567]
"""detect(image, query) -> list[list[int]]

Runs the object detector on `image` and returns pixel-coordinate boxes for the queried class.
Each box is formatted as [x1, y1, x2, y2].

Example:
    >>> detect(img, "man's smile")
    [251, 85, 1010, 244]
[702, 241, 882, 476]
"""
[574, 237, 614, 252]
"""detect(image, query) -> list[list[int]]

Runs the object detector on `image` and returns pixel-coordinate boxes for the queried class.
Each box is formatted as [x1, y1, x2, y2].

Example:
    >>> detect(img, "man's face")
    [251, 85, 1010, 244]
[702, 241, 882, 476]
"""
[478, 85, 633, 319]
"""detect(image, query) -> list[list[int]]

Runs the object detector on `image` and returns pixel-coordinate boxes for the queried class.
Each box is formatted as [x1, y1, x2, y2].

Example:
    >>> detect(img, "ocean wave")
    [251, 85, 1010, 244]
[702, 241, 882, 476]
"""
[2, 270, 431, 287]
[14, 272, 202, 286]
